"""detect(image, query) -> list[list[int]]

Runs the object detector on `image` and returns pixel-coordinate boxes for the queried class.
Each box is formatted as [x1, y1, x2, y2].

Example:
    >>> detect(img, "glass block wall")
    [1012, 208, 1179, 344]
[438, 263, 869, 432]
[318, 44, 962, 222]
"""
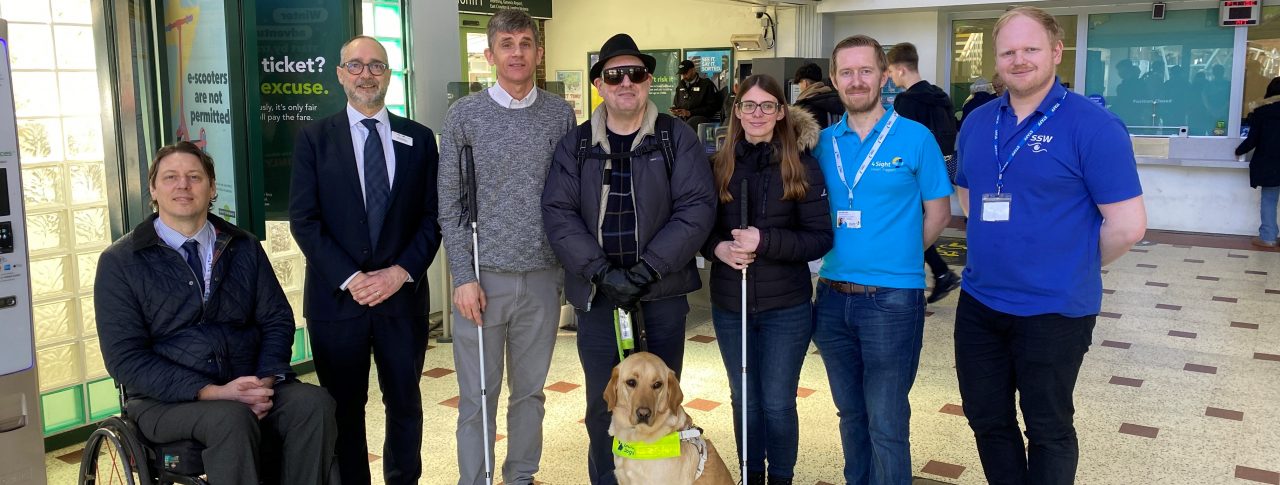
[363, 0, 408, 116]
[0, 0, 119, 436]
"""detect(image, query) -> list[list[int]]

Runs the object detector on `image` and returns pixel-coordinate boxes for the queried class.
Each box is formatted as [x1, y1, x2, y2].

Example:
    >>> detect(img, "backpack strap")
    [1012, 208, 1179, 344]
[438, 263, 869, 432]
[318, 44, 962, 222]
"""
[655, 114, 676, 179]
[574, 122, 592, 170]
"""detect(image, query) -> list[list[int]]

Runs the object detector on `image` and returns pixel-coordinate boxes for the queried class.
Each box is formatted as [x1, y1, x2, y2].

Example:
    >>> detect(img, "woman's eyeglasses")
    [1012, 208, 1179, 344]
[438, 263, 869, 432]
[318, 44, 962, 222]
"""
[736, 101, 781, 115]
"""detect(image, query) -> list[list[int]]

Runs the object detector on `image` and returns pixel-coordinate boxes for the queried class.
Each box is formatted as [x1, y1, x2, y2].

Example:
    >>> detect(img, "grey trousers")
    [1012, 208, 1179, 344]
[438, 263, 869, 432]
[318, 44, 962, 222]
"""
[452, 268, 563, 485]
[128, 381, 338, 485]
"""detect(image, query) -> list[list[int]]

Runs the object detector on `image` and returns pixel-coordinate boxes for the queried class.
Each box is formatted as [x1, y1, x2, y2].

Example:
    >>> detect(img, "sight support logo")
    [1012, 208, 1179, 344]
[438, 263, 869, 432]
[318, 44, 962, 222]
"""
[1028, 134, 1054, 153]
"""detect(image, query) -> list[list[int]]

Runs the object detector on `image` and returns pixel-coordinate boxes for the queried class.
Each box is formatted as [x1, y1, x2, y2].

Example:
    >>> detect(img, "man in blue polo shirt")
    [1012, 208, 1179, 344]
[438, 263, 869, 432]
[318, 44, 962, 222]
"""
[811, 34, 953, 485]
[954, 7, 1147, 485]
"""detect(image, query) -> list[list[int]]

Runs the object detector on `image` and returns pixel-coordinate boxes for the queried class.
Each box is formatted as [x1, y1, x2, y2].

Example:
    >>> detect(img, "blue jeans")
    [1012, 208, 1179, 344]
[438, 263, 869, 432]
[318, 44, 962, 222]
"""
[954, 291, 1096, 485]
[1261, 186, 1279, 243]
[711, 302, 814, 479]
[812, 282, 925, 485]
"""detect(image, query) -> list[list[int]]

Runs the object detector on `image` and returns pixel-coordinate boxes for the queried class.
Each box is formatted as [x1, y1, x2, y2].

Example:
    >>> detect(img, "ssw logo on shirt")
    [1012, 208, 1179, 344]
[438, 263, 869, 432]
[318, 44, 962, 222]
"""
[1028, 134, 1054, 153]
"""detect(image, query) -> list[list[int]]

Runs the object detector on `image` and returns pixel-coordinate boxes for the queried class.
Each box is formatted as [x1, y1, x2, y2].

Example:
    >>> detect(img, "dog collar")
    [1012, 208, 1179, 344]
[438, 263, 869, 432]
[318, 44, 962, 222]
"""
[611, 428, 703, 461]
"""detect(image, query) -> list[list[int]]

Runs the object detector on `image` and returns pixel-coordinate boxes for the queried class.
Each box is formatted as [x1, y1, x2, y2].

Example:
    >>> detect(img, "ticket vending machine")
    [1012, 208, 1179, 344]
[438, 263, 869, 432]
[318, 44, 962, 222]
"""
[0, 18, 49, 485]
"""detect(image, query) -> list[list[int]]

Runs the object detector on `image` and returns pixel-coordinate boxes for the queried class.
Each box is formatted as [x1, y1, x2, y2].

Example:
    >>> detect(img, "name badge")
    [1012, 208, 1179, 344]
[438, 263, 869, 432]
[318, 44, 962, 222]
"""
[981, 193, 1012, 222]
[836, 210, 862, 229]
[693, 87, 701, 92]
[391, 132, 413, 146]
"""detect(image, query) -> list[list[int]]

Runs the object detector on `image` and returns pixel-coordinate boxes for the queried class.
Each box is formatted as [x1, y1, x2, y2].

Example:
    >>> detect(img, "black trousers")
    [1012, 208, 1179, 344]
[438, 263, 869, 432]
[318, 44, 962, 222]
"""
[308, 313, 429, 485]
[577, 295, 690, 485]
[924, 244, 950, 278]
[129, 381, 337, 485]
[954, 291, 1096, 485]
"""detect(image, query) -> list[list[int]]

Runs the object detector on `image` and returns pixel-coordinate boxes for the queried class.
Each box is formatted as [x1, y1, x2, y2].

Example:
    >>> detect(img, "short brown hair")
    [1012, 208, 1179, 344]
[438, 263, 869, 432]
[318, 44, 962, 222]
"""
[886, 42, 919, 72]
[487, 9, 540, 48]
[994, 6, 1064, 46]
[147, 141, 216, 210]
[829, 35, 887, 76]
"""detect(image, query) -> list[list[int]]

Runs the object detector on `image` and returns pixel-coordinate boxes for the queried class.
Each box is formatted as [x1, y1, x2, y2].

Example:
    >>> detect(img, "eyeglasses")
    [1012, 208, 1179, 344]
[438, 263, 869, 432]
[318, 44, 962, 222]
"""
[601, 66, 650, 85]
[736, 101, 781, 115]
[341, 61, 389, 76]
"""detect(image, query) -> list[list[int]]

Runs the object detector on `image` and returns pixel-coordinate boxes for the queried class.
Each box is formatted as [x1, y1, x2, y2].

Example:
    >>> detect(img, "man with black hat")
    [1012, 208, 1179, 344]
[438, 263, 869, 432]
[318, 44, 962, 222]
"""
[542, 33, 716, 484]
[672, 58, 723, 128]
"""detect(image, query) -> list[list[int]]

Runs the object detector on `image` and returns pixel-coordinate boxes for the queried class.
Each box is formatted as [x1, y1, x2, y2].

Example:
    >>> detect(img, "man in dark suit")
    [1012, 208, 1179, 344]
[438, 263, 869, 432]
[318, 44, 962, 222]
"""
[289, 35, 440, 485]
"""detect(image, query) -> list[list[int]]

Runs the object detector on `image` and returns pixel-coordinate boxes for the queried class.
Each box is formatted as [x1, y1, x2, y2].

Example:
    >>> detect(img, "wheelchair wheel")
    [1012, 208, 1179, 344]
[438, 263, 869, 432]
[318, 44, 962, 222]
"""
[79, 417, 152, 485]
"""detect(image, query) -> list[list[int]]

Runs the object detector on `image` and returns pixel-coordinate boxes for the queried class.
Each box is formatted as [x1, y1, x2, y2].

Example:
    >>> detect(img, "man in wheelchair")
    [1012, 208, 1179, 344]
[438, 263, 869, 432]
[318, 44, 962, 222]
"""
[93, 142, 338, 484]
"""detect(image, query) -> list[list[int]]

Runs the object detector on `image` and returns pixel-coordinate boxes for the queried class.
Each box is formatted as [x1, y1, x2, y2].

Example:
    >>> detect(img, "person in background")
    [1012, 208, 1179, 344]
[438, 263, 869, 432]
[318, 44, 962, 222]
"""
[703, 74, 832, 485]
[793, 62, 845, 130]
[886, 42, 962, 304]
[1236, 77, 1280, 249]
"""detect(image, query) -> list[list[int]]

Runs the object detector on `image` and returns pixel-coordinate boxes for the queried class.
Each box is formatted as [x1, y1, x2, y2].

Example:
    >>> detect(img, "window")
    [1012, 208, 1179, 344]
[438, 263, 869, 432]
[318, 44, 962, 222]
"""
[950, 16, 1078, 110]
[1085, 9, 1234, 136]
[1, 0, 119, 434]
[362, 0, 408, 116]
[1243, 6, 1280, 118]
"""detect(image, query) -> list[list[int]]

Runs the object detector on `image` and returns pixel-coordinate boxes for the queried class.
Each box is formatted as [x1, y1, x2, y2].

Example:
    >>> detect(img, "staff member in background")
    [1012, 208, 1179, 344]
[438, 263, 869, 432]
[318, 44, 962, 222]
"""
[289, 35, 441, 485]
[703, 73, 832, 485]
[954, 7, 1146, 484]
[672, 58, 724, 129]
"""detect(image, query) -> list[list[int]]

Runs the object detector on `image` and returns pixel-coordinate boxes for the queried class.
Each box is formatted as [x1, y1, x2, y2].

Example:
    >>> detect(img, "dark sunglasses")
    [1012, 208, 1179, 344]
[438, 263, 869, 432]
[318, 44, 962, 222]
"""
[601, 66, 650, 85]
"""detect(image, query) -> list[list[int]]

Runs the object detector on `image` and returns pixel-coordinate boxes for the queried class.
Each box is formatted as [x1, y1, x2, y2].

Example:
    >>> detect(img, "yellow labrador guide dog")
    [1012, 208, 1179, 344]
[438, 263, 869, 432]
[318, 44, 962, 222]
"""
[605, 352, 734, 485]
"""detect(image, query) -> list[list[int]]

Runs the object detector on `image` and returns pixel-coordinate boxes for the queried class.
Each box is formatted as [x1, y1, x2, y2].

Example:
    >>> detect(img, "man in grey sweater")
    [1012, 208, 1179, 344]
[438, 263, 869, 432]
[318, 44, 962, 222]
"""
[436, 9, 576, 485]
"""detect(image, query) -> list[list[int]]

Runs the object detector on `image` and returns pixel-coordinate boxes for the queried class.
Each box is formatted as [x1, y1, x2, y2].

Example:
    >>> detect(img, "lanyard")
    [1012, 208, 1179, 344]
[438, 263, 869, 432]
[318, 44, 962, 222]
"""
[831, 112, 898, 207]
[993, 91, 1067, 194]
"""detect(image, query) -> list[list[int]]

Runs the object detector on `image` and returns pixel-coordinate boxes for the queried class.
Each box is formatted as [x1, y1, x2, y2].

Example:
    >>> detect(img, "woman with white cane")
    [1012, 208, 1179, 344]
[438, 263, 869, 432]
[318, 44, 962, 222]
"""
[702, 74, 832, 485]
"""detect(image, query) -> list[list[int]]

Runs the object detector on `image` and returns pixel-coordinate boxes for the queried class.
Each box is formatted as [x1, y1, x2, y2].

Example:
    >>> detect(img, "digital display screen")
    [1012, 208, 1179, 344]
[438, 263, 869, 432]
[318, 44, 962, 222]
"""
[1220, 0, 1260, 26]
[0, 168, 10, 217]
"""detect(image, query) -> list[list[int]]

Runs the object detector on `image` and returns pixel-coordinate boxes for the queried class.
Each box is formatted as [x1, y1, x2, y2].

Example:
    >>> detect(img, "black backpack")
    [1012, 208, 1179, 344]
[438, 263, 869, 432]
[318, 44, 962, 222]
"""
[574, 113, 678, 179]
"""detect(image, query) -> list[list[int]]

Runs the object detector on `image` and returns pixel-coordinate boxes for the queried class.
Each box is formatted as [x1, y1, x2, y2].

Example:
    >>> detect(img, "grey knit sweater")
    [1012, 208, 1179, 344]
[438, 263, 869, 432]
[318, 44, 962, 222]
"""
[438, 89, 577, 287]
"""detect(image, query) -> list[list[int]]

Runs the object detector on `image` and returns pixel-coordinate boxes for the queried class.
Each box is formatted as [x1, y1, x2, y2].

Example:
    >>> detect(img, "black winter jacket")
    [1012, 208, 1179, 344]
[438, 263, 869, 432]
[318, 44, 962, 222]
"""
[794, 82, 845, 130]
[96, 214, 295, 403]
[1237, 96, 1280, 188]
[894, 80, 958, 157]
[702, 107, 833, 312]
[543, 101, 718, 310]
[675, 76, 724, 119]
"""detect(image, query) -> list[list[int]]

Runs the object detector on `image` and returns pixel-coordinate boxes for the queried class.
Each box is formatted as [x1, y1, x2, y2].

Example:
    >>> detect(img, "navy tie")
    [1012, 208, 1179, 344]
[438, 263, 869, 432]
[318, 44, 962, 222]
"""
[182, 239, 204, 295]
[361, 118, 391, 248]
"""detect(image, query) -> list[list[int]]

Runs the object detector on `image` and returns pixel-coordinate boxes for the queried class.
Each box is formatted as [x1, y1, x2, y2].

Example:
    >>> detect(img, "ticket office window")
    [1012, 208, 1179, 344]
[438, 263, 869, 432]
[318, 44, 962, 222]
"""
[1085, 9, 1235, 136]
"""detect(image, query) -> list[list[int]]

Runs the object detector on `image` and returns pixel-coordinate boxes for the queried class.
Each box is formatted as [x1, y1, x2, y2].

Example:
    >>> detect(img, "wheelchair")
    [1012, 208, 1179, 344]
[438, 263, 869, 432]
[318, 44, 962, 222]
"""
[78, 386, 207, 485]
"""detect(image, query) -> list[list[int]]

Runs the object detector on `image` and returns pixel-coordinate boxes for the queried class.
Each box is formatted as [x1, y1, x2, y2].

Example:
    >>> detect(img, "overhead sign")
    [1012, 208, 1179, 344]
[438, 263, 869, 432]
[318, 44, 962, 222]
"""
[1220, 0, 1261, 26]
[458, 0, 552, 19]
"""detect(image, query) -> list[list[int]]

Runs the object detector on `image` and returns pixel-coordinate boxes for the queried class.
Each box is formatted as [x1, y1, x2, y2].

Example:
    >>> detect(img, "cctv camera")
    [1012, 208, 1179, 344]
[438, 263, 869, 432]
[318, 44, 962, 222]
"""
[751, 6, 766, 17]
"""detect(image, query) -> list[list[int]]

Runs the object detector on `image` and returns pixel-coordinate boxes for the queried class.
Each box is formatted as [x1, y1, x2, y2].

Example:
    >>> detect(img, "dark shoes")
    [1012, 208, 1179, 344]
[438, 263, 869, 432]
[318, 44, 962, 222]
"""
[927, 270, 961, 304]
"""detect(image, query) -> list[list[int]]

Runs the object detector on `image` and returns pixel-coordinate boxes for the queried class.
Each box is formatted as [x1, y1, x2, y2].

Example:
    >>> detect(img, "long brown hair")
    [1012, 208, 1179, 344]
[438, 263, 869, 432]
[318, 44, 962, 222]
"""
[715, 74, 807, 203]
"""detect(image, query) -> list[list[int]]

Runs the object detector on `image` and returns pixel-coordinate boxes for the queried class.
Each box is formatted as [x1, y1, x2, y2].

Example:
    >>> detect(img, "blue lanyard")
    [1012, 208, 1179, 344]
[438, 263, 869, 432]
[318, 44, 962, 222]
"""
[993, 91, 1067, 194]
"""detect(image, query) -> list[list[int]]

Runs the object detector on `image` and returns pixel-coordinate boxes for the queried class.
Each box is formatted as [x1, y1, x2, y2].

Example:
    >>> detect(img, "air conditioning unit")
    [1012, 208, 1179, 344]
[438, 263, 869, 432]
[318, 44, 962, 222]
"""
[731, 33, 766, 51]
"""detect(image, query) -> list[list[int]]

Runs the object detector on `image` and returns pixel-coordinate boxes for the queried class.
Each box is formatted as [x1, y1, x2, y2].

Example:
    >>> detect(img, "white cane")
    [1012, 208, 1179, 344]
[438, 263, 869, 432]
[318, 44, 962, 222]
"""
[739, 178, 750, 482]
[462, 145, 494, 485]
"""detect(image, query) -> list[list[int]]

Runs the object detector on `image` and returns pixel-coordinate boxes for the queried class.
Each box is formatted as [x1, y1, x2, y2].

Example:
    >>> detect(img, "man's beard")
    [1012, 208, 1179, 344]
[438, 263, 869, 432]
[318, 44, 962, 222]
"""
[840, 89, 882, 114]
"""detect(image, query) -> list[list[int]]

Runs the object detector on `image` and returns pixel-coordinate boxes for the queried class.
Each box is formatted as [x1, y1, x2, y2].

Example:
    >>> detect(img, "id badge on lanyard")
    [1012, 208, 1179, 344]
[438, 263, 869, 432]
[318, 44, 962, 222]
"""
[830, 112, 897, 230]
[987, 92, 1066, 224]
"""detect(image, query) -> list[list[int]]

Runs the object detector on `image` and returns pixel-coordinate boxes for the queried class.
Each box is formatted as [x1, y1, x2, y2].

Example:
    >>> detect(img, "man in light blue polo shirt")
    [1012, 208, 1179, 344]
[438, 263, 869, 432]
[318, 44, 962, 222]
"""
[954, 7, 1146, 485]
[810, 34, 953, 485]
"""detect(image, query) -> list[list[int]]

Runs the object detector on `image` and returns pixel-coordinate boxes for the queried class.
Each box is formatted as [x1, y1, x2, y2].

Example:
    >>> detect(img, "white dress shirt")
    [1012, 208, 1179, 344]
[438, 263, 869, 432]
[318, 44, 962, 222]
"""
[488, 84, 538, 109]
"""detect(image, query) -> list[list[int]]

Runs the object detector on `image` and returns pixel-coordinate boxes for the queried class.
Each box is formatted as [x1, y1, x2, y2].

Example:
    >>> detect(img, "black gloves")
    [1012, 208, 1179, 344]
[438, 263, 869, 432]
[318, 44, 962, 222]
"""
[593, 260, 661, 312]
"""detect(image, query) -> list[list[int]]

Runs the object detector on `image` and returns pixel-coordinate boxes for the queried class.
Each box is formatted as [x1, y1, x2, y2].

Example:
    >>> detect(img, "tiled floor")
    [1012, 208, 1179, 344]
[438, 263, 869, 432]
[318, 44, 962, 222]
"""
[45, 235, 1280, 484]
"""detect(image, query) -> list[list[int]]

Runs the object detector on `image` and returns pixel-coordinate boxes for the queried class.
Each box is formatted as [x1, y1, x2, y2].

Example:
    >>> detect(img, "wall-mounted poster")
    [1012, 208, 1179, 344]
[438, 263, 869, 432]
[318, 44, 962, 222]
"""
[556, 70, 585, 121]
[684, 47, 733, 94]
[587, 49, 681, 116]
[163, 0, 237, 223]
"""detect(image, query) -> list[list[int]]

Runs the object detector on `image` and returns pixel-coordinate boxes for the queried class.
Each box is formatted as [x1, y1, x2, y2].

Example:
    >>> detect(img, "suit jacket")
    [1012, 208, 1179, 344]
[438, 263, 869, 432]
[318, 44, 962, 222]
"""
[289, 110, 441, 320]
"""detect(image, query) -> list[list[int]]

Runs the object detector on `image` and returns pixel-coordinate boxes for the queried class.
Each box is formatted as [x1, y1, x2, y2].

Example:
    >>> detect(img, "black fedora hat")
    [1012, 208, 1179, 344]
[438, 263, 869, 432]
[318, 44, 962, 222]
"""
[590, 33, 656, 81]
